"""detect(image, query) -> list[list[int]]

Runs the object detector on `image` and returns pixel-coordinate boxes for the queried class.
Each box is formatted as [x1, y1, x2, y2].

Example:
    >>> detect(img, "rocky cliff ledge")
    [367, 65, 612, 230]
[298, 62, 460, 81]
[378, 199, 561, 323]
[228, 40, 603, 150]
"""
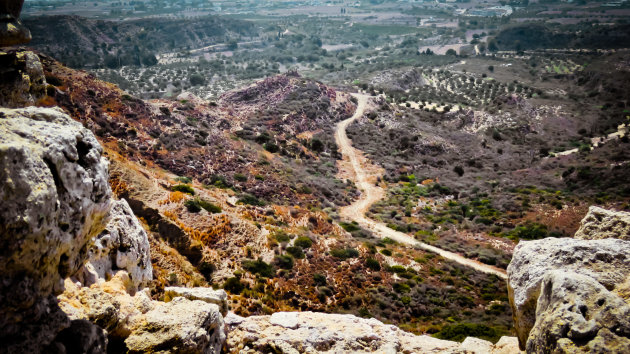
[225, 311, 518, 354]
[508, 206, 630, 353]
[0, 105, 227, 353]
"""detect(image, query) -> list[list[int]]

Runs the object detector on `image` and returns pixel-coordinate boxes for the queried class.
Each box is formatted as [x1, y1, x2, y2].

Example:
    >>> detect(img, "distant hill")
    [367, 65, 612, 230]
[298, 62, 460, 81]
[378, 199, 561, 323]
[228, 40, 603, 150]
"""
[494, 23, 630, 51]
[24, 15, 258, 68]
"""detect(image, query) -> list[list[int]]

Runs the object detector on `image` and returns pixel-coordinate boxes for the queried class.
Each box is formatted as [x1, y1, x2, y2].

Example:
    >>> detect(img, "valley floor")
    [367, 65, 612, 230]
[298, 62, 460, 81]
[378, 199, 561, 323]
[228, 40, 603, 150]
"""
[337, 94, 507, 279]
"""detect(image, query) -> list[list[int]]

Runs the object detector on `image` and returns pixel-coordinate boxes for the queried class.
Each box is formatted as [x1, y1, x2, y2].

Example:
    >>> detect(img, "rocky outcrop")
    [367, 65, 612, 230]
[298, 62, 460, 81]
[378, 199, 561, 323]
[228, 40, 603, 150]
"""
[0, 106, 111, 352]
[0, 0, 32, 46]
[527, 270, 630, 353]
[508, 207, 630, 352]
[574, 206, 630, 241]
[78, 199, 152, 291]
[225, 311, 520, 354]
[0, 50, 47, 107]
[165, 286, 229, 315]
[59, 271, 226, 354]
[126, 296, 225, 354]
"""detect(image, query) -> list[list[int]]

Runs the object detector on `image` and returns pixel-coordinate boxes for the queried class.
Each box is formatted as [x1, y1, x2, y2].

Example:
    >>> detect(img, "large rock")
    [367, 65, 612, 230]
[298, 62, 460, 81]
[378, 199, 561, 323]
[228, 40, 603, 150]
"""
[126, 297, 225, 354]
[0, 3, 31, 47]
[574, 206, 630, 241]
[526, 270, 630, 353]
[0, 50, 46, 107]
[59, 273, 227, 354]
[0, 106, 111, 352]
[164, 286, 228, 315]
[225, 311, 521, 354]
[79, 199, 152, 291]
[508, 237, 630, 349]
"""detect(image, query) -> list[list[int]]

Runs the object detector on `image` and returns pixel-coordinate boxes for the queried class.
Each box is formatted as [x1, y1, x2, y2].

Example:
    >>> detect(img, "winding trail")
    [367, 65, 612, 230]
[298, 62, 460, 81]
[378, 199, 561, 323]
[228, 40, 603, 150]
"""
[336, 94, 508, 280]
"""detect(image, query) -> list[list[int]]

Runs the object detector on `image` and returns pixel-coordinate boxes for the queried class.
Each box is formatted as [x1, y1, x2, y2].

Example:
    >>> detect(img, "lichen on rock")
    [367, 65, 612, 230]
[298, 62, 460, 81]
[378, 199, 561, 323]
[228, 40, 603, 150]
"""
[0, 106, 111, 352]
[575, 206, 630, 241]
[507, 206, 630, 352]
[0, 50, 47, 107]
[78, 198, 153, 291]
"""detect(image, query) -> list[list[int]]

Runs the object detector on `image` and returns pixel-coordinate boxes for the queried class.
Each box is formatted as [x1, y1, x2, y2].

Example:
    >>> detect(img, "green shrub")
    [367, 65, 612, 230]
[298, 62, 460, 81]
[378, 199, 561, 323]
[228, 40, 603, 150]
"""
[242, 259, 274, 277]
[234, 173, 248, 182]
[286, 246, 305, 259]
[184, 199, 202, 213]
[365, 258, 381, 271]
[172, 184, 195, 195]
[339, 221, 360, 232]
[393, 282, 411, 293]
[238, 194, 265, 206]
[434, 323, 500, 343]
[389, 265, 407, 274]
[175, 176, 192, 184]
[198, 261, 215, 280]
[274, 255, 294, 269]
[312, 273, 327, 286]
[264, 142, 279, 153]
[380, 249, 392, 256]
[273, 230, 291, 243]
[505, 222, 549, 240]
[329, 248, 359, 259]
[198, 200, 221, 213]
[185, 198, 222, 213]
[207, 175, 231, 189]
[294, 236, 313, 249]
[223, 277, 245, 294]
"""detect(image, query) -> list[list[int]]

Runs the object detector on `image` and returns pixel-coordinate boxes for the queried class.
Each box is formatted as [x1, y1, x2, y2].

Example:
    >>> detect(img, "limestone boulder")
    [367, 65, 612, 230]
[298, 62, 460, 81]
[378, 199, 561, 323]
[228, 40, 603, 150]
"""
[164, 286, 229, 315]
[507, 237, 630, 349]
[0, 50, 46, 107]
[574, 206, 630, 241]
[526, 270, 630, 353]
[79, 199, 152, 291]
[58, 273, 226, 354]
[226, 311, 521, 353]
[125, 297, 225, 354]
[0, 106, 111, 352]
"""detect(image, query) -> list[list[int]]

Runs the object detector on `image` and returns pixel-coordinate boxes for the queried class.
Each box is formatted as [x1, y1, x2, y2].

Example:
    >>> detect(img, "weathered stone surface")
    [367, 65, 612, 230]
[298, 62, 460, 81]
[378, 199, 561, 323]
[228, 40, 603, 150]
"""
[79, 199, 152, 291]
[527, 270, 630, 353]
[460, 337, 493, 353]
[575, 206, 630, 241]
[0, 106, 111, 352]
[126, 297, 225, 354]
[0, 50, 45, 107]
[164, 286, 228, 315]
[59, 272, 226, 354]
[507, 237, 630, 349]
[226, 311, 521, 353]
[492, 336, 521, 354]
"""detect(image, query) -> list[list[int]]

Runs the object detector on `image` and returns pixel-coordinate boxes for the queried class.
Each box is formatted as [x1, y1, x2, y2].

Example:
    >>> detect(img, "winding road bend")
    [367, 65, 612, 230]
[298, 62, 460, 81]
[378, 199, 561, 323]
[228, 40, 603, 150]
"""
[336, 93, 508, 280]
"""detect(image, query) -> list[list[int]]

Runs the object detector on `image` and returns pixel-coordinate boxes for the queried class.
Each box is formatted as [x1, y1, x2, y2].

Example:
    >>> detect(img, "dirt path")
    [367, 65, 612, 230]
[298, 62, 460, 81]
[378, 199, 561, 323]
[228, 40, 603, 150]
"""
[336, 94, 508, 280]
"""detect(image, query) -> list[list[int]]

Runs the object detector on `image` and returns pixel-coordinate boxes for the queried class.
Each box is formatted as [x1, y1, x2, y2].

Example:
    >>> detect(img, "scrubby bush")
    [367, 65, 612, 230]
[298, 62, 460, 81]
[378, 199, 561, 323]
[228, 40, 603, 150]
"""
[313, 273, 327, 286]
[223, 277, 245, 294]
[286, 246, 305, 259]
[339, 221, 360, 232]
[238, 194, 265, 206]
[172, 184, 195, 195]
[294, 236, 313, 249]
[242, 259, 274, 277]
[185, 198, 222, 213]
[273, 230, 291, 243]
[329, 248, 359, 259]
[274, 255, 294, 269]
[365, 258, 381, 271]
[434, 323, 499, 343]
